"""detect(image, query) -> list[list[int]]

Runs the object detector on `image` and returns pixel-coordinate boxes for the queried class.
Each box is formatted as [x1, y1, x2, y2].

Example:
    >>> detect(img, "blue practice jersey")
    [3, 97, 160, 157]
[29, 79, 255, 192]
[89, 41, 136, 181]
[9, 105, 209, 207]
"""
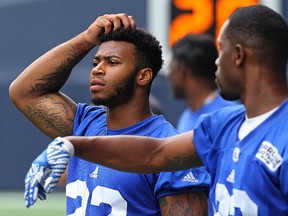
[177, 94, 236, 133]
[194, 100, 288, 216]
[66, 103, 210, 216]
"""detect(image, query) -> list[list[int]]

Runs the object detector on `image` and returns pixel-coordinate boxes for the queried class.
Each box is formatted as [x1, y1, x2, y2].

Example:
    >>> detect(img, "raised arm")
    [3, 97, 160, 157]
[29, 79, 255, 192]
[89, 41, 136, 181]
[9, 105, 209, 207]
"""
[67, 131, 202, 173]
[9, 13, 136, 138]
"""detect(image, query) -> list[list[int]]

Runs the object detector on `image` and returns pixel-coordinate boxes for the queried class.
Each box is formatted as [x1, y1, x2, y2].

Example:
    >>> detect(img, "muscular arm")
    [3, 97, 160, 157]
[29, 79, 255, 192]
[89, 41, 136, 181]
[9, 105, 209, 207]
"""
[159, 192, 208, 216]
[65, 131, 206, 214]
[9, 13, 136, 138]
[65, 131, 202, 173]
[9, 32, 92, 138]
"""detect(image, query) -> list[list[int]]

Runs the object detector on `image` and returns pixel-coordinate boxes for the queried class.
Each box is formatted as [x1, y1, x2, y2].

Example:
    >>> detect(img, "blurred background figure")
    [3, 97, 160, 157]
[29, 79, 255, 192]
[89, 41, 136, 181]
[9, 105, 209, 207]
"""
[168, 34, 237, 133]
[150, 94, 164, 115]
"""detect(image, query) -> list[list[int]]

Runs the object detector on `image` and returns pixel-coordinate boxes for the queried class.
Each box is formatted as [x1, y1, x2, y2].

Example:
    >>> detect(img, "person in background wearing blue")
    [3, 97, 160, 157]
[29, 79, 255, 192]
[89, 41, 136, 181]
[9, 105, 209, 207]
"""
[10, 13, 210, 215]
[168, 34, 236, 133]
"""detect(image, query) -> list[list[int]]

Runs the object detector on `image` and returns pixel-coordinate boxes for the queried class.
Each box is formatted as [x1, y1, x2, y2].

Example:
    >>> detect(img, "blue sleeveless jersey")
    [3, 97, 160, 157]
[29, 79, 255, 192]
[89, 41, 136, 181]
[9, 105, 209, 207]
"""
[66, 103, 210, 216]
[194, 100, 288, 216]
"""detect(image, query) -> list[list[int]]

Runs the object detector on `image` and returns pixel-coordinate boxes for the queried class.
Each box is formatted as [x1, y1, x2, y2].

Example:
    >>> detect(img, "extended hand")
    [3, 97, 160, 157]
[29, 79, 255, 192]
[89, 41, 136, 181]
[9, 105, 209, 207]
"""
[24, 137, 74, 208]
[24, 155, 51, 208]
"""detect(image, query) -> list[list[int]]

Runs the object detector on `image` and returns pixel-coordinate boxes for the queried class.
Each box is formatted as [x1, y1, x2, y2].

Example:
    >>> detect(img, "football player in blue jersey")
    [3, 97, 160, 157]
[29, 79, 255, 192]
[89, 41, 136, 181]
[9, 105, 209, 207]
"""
[10, 14, 210, 215]
[168, 34, 237, 133]
[23, 4, 288, 216]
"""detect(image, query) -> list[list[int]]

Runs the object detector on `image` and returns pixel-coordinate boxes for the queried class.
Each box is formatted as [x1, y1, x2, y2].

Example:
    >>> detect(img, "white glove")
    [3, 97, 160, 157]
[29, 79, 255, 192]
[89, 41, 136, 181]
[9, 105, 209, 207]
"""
[24, 137, 74, 208]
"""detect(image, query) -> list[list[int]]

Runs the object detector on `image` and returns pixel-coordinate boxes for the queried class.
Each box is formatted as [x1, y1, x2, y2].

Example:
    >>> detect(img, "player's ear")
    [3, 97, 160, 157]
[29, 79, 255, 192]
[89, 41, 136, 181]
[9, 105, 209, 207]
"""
[137, 68, 153, 86]
[234, 44, 245, 66]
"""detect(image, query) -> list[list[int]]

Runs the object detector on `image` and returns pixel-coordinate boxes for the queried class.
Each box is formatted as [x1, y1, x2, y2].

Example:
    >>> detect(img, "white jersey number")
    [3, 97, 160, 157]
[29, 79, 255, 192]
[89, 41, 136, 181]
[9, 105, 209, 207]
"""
[66, 180, 127, 216]
[214, 183, 258, 216]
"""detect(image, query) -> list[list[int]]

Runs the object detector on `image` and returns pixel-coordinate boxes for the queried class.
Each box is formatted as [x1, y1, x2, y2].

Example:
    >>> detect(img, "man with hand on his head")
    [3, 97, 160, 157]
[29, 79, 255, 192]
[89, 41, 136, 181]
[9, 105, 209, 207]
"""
[10, 13, 210, 215]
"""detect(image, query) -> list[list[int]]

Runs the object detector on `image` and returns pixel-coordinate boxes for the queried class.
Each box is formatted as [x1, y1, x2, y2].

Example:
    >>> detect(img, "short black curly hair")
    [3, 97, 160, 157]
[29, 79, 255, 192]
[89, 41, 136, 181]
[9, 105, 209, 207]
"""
[98, 27, 163, 82]
[226, 5, 288, 70]
[172, 34, 217, 82]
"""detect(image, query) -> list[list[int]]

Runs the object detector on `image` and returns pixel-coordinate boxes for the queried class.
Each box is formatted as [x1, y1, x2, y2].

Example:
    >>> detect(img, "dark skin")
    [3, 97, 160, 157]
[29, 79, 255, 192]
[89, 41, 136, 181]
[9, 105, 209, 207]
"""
[159, 192, 208, 216]
[215, 21, 288, 116]
[168, 56, 217, 111]
[10, 13, 208, 216]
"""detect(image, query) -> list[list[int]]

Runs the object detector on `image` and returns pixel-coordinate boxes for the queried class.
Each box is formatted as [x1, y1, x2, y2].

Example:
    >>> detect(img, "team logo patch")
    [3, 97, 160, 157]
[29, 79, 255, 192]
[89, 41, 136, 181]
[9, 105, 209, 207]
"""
[256, 141, 283, 172]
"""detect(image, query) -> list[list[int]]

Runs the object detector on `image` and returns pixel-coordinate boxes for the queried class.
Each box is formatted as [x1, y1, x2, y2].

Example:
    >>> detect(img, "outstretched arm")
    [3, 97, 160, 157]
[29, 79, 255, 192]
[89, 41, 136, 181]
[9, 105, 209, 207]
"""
[24, 131, 202, 207]
[68, 131, 202, 173]
[9, 13, 136, 138]
[66, 132, 207, 215]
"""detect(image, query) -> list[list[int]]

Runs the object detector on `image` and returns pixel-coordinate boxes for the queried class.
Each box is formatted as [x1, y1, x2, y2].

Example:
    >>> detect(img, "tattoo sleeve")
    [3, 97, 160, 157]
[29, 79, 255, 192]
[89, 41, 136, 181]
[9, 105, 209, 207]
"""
[24, 45, 86, 136]
[169, 154, 202, 170]
[25, 94, 76, 136]
[159, 192, 208, 216]
[30, 47, 81, 94]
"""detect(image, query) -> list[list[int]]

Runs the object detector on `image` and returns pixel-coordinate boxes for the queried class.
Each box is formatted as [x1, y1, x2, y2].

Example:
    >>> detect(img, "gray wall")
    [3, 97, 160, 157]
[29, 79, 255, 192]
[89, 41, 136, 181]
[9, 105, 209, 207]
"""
[0, 0, 185, 189]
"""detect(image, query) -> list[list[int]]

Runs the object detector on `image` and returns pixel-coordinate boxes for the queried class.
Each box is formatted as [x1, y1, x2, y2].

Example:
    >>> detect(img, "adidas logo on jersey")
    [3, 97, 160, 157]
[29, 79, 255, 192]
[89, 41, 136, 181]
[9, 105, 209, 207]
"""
[89, 166, 99, 178]
[226, 169, 235, 183]
[182, 171, 199, 182]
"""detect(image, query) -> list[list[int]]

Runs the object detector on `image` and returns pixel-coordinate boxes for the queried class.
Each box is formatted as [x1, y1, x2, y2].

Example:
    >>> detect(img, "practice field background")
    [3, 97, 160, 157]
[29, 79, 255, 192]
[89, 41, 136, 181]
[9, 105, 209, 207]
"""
[0, 191, 65, 216]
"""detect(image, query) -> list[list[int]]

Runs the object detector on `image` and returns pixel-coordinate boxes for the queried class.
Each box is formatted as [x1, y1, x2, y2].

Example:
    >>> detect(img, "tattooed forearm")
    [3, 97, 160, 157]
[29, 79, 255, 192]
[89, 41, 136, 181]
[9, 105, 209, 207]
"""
[169, 154, 202, 170]
[30, 44, 88, 94]
[30, 55, 77, 94]
[76, 42, 91, 56]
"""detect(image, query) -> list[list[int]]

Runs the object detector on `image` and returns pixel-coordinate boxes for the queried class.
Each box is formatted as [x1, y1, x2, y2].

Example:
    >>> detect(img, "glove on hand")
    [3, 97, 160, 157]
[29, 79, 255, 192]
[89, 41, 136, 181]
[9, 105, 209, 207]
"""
[24, 150, 51, 208]
[24, 137, 74, 208]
